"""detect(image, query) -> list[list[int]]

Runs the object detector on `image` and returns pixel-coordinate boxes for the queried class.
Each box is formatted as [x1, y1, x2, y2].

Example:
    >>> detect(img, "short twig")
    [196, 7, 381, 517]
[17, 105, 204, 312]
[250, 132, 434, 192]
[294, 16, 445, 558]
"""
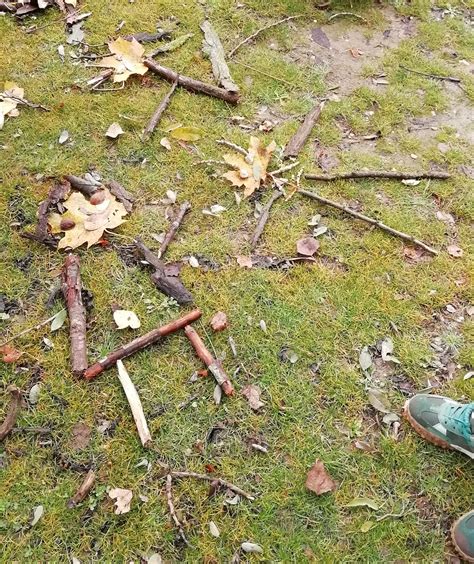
[269, 161, 300, 176]
[142, 79, 178, 142]
[170, 471, 255, 500]
[250, 190, 283, 250]
[327, 12, 368, 23]
[216, 139, 247, 156]
[166, 474, 191, 546]
[1, 94, 50, 112]
[158, 201, 191, 259]
[400, 65, 460, 84]
[0, 310, 65, 347]
[91, 82, 125, 92]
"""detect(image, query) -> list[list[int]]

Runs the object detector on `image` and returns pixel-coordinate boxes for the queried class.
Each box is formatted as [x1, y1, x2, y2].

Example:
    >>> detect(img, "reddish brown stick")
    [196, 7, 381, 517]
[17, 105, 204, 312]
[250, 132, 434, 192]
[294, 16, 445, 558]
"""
[84, 309, 202, 380]
[62, 254, 88, 377]
[67, 470, 96, 508]
[283, 101, 324, 159]
[0, 386, 22, 442]
[158, 201, 191, 259]
[184, 325, 234, 396]
[142, 80, 178, 141]
[144, 59, 240, 105]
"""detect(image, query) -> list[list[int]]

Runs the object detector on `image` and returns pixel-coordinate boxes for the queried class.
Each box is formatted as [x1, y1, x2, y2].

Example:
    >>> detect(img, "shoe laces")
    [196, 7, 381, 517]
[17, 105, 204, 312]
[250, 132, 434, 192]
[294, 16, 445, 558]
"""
[439, 402, 474, 440]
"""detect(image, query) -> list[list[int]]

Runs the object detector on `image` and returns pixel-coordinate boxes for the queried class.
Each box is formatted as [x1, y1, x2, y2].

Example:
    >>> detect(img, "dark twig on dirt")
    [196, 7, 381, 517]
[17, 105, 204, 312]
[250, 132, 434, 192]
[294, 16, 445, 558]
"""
[67, 469, 96, 508]
[216, 138, 247, 156]
[327, 12, 368, 23]
[304, 170, 451, 181]
[166, 474, 191, 546]
[142, 80, 178, 141]
[170, 471, 255, 500]
[184, 325, 234, 396]
[228, 15, 303, 58]
[62, 254, 88, 377]
[0, 386, 23, 442]
[144, 59, 240, 105]
[158, 201, 191, 259]
[282, 102, 324, 159]
[106, 179, 135, 212]
[251, 190, 283, 250]
[201, 19, 239, 93]
[83, 309, 202, 380]
[135, 237, 193, 304]
[299, 189, 439, 255]
[400, 65, 460, 84]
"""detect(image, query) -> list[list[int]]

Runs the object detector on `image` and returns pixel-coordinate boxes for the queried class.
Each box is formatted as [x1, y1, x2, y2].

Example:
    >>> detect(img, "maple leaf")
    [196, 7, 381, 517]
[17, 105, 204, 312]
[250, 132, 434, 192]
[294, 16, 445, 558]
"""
[98, 38, 148, 83]
[222, 136, 276, 198]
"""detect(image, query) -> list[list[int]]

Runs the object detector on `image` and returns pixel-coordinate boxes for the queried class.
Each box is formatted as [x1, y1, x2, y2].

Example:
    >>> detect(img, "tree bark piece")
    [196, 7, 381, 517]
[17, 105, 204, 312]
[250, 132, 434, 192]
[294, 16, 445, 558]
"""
[299, 189, 439, 255]
[166, 474, 191, 546]
[170, 471, 255, 500]
[250, 190, 283, 250]
[304, 170, 451, 181]
[116, 360, 152, 447]
[142, 80, 178, 141]
[64, 174, 100, 196]
[67, 469, 96, 508]
[144, 59, 240, 105]
[106, 179, 135, 213]
[0, 386, 22, 442]
[62, 254, 88, 377]
[201, 19, 239, 93]
[283, 102, 324, 159]
[158, 201, 191, 258]
[184, 325, 234, 396]
[124, 30, 171, 43]
[83, 309, 202, 380]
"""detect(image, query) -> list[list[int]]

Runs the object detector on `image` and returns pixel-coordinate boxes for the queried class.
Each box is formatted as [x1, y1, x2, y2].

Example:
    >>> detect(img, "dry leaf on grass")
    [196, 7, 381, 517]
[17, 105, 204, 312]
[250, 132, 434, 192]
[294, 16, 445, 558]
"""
[236, 255, 253, 268]
[70, 422, 92, 451]
[0, 344, 23, 363]
[109, 488, 133, 514]
[447, 244, 463, 258]
[305, 459, 337, 495]
[106, 123, 124, 139]
[170, 126, 203, 141]
[113, 310, 141, 330]
[296, 237, 320, 257]
[98, 37, 148, 83]
[210, 311, 228, 332]
[0, 81, 25, 129]
[242, 384, 264, 411]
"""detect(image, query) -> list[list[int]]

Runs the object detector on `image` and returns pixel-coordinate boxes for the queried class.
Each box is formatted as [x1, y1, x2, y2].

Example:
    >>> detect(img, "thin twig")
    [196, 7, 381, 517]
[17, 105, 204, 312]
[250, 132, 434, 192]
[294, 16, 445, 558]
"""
[327, 12, 368, 23]
[228, 15, 304, 58]
[158, 201, 191, 259]
[1, 94, 50, 112]
[216, 139, 247, 156]
[304, 170, 451, 181]
[196, 159, 231, 167]
[91, 82, 125, 92]
[269, 161, 300, 176]
[299, 189, 439, 255]
[166, 474, 191, 546]
[142, 79, 178, 141]
[0, 311, 65, 347]
[283, 101, 324, 159]
[250, 190, 283, 250]
[170, 471, 255, 500]
[233, 61, 294, 87]
[400, 65, 460, 84]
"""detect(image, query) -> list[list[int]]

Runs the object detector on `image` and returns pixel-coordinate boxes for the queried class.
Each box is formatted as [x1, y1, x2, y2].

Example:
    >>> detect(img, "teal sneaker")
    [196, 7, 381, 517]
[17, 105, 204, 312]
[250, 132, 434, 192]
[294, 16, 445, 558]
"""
[452, 510, 474, 562]
[404, 394, 474, 459]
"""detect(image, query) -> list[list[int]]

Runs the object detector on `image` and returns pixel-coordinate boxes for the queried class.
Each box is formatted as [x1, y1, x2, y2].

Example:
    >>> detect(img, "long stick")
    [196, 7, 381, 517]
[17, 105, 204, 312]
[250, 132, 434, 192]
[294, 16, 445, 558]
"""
[283, 102, 324, 159]
[166, 474, 191, 546]
[184, 325, 234, 396]
[228, 15, 303, 58]
[142, 80, 178, 141]
[83, 309, 202, 380]
[158, 201, 191, 258]
[400, 65, 460, 84]
[144, 59, 240, 105]
[0, 310, 65, 347]
[170, 471, 255, 500]
[299, 189, 439, 255]
[62, 254, 88, 377]
[67, 470, 96, 508]
[0, 386, 22, 442]
[116, 360, 152, 447]
[304, 170, 451, 181]
[250, 190, 282, 250]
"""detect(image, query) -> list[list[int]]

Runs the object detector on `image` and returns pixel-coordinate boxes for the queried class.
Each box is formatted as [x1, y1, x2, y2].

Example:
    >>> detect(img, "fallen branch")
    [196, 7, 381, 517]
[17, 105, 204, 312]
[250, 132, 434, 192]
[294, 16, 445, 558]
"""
[158, 201, 191, 259]
[1, 93, 50, 112]
[116, 360, 152, 447]
[67, 469, 96, 508]
[400, 65, 460, 84]
[282, 101, 324, 159]
[142, 80, 178, 141]
[228, 15, 303, 58]
[299, 189, 439, 255]
[84, 309, 202, 380]
[0, 386, 22, 442]
[166, 474, 191, 546]
[144, 59, 240, 105]
[170, 470, 255, 500]
[201, 19, 239, 93]
[184, 325, 234, 396]
[304, 170, 451, 181]
[62, 254, 88, 377]
[0, 310, 65, 347]
[250, 190, 283, 250]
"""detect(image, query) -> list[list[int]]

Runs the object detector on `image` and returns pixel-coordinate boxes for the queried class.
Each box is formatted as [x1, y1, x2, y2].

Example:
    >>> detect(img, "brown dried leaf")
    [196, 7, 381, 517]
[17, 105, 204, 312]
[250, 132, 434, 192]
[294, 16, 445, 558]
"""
[296, 237, 320, 257]
[242, 384, 264, 411]
[236, 255, 253, 269]
[70, 422, 91, 451]
[305, 459, 337, 495]
[109, 488, 133, 514]
[0, 344, 23, 363]
[210, 311, 228, 332]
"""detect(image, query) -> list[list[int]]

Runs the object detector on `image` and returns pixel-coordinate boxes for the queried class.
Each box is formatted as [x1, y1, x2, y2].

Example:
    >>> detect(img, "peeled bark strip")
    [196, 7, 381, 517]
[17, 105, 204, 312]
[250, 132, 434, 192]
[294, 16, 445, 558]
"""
[62, 254, 88, 376]
[184, 325, 234, 396]
[0, 386, 22, 442]
[67, 469, 96, 508]
[201, 19, 239, 93]
[144, 59, 240, 105]
[158, 201, 191, 258]
[282, 101, 324, 159]
[116, 360, 152, 447]
[107, 179, 135, 213]
[84, 309, 202, 380]
[299, 189, 439, 255]
[250, 190, 283, 250]
[142, 80, 178, 141]
[304, 170, 451, 181]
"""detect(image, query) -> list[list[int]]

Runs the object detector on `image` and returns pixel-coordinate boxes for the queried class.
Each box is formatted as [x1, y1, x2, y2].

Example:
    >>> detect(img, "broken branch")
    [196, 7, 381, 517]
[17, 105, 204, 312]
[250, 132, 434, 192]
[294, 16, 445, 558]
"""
[299, 189, 439, 255]
[282, 101, 324, 159]
[170, 471, 255, 501]
[67, 469, 96, 508]
[116, 360, 152, 447]
[83, 309, 202, 380]
[142, 80, 178, 141]
[250, 190, 283, 250]
[304, 170, 451, 181]
[158, 201, 191, 259]
[166, 474, 191, 546]
[0, 386, 22, 442]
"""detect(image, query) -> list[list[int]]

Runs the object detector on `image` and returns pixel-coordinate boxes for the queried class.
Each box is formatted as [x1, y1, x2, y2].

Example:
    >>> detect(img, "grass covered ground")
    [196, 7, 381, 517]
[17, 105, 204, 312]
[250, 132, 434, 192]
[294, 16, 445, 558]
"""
[0, 0, 473, 561]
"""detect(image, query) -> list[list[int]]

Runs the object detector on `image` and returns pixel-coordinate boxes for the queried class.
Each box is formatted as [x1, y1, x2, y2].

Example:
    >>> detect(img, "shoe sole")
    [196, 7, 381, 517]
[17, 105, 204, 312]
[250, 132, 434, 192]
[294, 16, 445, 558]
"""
[451, 514, 474, 563]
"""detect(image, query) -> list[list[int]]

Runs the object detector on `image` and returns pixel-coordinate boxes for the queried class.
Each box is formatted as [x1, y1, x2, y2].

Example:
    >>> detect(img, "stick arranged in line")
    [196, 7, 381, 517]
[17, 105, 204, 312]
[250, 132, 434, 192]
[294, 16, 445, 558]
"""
[283, 101, 324, 159]
[250, 190, 283, 250]
[67, 470, 96, 508]
[142, 79, 178, 141]
[304, 170, 451, 181]
[299, 189, 439, 255]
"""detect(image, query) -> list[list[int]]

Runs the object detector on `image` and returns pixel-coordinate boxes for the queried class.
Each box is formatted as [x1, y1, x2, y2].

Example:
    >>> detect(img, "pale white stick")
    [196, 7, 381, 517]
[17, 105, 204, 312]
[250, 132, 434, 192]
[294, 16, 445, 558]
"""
[116, 360, 152, 447]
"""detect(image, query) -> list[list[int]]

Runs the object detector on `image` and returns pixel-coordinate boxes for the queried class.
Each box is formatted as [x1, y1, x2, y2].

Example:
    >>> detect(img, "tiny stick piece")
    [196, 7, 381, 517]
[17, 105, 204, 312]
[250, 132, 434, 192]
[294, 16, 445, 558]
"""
[283, 101, 324, 159]
[400, 65, 460, 83]
[304, 170, 451, 181]
[84, 309, 202, 380]
[184, 325, 234, 396]
[299, 189, 439, 255]
[62, 254, 88, 377]
[0, 386, 22, 442]
[158, 201, 191, 258]
[142, 80, 178, 141]
[170, 471, 255, 500]
[144, 59, 240, 105]
[250, 190, 283, 250]
[116, 360, 152, 447]
[228, 15, 303, 58]
[67, 470, 96, 508]
[166, 474, 190, 546]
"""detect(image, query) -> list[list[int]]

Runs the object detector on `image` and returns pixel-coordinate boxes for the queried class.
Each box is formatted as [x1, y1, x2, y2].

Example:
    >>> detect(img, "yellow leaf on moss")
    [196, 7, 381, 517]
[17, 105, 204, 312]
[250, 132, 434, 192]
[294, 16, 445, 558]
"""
[98, 38, 148, 83]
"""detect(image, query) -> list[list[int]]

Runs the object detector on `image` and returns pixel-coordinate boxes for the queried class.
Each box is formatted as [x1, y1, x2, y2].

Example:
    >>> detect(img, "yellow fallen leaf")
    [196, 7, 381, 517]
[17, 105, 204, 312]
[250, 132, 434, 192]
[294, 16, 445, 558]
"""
[169, 126, 203, 141]
[98, 38, 148, 83]
[0, 81, 24, 130]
